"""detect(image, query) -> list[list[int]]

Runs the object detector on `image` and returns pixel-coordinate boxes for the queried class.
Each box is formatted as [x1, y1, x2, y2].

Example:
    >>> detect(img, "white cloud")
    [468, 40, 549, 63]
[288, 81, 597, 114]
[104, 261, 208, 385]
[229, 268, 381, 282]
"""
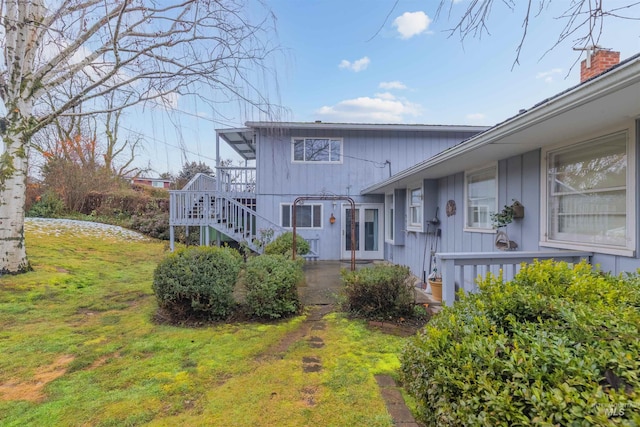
[338, 56, 370, 72]
[536, 68, 563, 83]
[316, 94, 422, 123]
[393, 11, 432, 39]
[374, 92, 397, 100]
[466, 113, 486, 122]
[379, 81, 407, 90]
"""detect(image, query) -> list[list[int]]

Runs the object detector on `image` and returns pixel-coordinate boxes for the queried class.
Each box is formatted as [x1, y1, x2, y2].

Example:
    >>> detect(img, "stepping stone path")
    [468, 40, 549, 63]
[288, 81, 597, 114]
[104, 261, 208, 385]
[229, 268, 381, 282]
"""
[261, 305, 421, 425]
[375, 375, 422, 427]
[297, 263, 422, 425]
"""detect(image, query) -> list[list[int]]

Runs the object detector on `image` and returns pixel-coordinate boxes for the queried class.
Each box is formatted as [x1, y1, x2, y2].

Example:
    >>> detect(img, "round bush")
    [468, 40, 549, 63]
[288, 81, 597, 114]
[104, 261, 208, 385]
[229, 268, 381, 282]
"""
[152, 246, 242, 320]
[400, 260, 640, 426]
[243, 254, 303, 319]
[341, 264, 415, 319]
[264, 232, 309, 258]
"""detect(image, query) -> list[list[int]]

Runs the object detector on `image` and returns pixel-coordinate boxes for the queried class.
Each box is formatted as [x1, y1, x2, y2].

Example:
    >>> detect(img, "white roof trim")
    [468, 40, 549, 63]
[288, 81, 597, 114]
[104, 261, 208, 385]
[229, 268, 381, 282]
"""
[244, 121, 488, 133]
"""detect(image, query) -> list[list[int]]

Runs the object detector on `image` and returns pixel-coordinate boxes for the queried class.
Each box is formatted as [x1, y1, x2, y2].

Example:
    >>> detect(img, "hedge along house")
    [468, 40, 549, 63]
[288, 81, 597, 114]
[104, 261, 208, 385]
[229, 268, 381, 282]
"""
[169, 123, 486, 258]
[363, 49, 640, 304]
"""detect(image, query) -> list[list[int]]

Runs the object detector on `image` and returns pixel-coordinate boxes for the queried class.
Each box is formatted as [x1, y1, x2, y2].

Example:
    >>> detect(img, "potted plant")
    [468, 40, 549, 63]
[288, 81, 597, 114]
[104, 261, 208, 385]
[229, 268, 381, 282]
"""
[491, 200, 523, 250]
[427, 266, 442, 302]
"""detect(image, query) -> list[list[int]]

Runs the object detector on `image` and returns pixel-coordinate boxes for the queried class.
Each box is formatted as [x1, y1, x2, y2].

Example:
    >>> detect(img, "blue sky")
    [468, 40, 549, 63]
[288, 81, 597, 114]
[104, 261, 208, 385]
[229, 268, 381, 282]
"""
[132, 0, 640, 175]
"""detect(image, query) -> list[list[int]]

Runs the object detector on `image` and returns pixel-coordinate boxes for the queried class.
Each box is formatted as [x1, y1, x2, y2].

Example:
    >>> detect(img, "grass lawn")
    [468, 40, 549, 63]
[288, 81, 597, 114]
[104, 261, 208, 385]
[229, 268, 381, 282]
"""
[0, 221, 408, 426]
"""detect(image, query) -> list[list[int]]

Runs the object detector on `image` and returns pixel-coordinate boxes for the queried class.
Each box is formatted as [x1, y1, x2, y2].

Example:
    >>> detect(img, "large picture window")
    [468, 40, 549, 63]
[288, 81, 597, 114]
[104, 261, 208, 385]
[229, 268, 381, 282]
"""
[281, 203, 322, 228]
[465, 165, 497, 230]
[543, 131, 633, 253]
[292, 138, 342, 163]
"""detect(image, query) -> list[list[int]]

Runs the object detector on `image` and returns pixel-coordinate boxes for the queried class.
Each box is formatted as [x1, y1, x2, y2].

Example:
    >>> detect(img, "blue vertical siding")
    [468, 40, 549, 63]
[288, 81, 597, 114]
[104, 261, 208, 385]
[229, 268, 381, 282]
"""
[391, 151, 544, 279]
[390, 142, 640, 279]
[255, 127, 475, 260]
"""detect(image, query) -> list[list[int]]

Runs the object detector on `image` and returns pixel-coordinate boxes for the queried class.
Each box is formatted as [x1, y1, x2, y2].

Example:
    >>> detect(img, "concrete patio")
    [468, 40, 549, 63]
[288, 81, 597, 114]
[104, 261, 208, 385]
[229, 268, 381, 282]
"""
[299, 260, 436, 307]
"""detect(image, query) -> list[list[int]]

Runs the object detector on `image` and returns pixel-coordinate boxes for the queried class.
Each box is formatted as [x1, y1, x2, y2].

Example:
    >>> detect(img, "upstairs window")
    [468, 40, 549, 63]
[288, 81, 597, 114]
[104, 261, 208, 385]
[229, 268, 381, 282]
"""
[465, 165, 497, 231]
[281, 203, 322, 229]
[543, 130, 634, 255]
[292, 138, 342, 163]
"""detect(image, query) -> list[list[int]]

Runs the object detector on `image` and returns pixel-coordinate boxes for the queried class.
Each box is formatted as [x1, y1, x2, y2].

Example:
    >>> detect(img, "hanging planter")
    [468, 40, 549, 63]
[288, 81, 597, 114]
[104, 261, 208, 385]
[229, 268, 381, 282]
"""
[491, 200, 523, 251]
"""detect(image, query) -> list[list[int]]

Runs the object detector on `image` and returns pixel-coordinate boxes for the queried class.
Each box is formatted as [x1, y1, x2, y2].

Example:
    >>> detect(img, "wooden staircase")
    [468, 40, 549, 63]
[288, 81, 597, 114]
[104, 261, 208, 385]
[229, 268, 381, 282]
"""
[170, 190, 281, 253]
[169, 173, 320, 258]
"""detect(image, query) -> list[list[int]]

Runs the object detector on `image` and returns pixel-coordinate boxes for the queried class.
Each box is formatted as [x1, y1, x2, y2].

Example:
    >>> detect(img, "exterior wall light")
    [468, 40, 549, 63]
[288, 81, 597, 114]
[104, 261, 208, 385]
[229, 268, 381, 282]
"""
[329, 213, 336, 224]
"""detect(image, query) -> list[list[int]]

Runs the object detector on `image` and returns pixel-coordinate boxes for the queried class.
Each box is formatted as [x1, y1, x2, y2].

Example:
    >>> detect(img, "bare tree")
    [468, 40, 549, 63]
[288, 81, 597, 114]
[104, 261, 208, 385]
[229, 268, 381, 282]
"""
[436, 0, 640, 67]
[0, 0, 280, 273]
[103, 93, 142, 178]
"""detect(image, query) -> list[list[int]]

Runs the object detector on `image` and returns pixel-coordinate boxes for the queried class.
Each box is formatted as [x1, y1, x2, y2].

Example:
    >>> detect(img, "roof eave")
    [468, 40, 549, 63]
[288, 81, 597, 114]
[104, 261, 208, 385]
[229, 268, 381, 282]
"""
[362, 55, 640, 195]
[244, 121, 489, 133]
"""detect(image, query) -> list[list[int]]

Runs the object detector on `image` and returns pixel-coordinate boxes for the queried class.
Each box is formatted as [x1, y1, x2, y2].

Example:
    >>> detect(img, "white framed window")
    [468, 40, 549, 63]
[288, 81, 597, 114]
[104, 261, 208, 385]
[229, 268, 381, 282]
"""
[464, 165, 497, 232]
[152, 181, 165, 188]
[385, 193, 394, 243]
[280, 203, 323, 229]
[292, 138, 342, 163]
[541, 128, 635, 256]
[407, 186, 423, 231]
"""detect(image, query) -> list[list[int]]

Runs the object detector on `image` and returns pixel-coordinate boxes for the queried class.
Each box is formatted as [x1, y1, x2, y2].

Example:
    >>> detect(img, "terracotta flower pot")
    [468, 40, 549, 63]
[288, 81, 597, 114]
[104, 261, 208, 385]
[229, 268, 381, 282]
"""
[428, 279, 442, 302]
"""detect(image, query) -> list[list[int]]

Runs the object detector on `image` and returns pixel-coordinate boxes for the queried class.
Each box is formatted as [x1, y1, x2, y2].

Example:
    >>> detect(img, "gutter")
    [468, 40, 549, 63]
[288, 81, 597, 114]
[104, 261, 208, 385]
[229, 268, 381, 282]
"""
[244, 121, 488, 133]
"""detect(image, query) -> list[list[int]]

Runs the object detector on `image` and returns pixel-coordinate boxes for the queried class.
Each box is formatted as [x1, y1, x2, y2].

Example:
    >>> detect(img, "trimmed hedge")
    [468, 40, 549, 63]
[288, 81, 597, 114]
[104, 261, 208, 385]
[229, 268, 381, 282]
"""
[341, 264, 415, 319]
[401, 260, 640, 426]
[243, 254, 303, 319]
[152, 246, 242, 320]
[264, 232, 309, 258]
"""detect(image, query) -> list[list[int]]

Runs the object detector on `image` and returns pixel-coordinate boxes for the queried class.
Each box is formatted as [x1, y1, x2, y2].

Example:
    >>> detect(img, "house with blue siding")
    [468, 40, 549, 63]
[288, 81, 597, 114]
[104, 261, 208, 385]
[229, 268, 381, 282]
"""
[170, 123, 485, 256]
[363, 49, 640, 303]
[170, 49, 640, 305]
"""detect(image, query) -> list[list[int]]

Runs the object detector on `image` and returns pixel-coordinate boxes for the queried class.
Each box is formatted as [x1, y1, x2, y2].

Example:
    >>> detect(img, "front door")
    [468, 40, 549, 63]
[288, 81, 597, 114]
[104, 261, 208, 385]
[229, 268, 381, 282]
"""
[341, 204, 384, 260]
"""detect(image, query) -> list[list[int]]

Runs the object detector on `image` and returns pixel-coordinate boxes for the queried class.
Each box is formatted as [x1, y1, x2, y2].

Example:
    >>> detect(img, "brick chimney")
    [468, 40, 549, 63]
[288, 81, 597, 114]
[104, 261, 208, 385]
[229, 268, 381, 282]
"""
[580, 49, 620, 82]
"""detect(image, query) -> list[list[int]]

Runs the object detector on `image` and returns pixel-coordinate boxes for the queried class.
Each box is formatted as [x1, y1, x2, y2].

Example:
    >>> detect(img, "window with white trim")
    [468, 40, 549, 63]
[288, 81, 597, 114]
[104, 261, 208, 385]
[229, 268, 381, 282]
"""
[465, 165, 497, 231]
[152, 181, 165, 188]
[385, 194, 394, 242]
[281, 203, 322, 228]
[292, 138, 342, 163]
[543, 130, 634, 254]
[408, 187, 422, 230]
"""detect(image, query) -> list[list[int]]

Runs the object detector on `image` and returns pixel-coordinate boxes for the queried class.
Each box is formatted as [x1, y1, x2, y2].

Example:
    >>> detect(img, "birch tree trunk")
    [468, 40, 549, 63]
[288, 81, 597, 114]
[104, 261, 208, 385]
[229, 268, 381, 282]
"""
[0, 0, 41, 274]
[0, 119, 30, 273]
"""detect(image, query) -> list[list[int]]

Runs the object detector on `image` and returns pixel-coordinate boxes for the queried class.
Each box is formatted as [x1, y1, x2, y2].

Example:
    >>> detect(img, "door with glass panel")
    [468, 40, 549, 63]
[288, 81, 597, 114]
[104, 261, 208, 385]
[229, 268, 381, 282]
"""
[341, 204, 383, 260]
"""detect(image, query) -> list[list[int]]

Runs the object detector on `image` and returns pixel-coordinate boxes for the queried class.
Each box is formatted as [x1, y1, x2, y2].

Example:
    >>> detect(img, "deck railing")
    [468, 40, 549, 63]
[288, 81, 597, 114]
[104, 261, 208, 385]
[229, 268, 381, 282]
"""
[217, 166, 256, 194]
[169, 191, 217, 226]
[436, 251, 593, 306]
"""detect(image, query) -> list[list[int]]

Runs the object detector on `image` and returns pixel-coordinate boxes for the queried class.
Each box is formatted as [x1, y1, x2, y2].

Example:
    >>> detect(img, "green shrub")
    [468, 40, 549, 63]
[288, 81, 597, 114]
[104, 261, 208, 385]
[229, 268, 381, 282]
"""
[152, 246, 242, 320]
[264, 232, 309, 258]
[130, 211, 171, 240]
[243, 255, 303, 319]
[401, 260, 640, 426]
[27, 191, 65, 217]
[341, 264, 415, 319]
